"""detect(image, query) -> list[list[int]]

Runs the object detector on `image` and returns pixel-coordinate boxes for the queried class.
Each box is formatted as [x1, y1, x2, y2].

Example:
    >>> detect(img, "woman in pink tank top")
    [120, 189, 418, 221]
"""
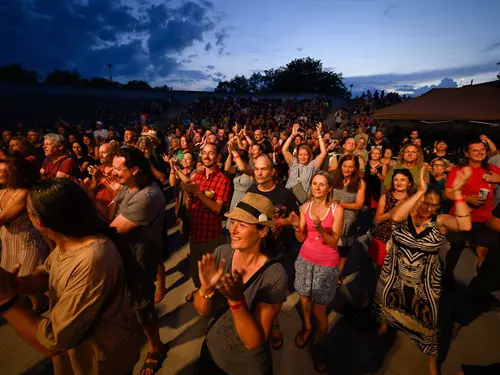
[292, 171, 344, 373]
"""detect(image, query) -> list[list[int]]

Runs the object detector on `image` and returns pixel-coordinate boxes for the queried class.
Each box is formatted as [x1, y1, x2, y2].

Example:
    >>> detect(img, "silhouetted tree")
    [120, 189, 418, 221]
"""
[80, 77, 121, 88]
[215, 57, 346, 96]
[123, 80, 152, 91]
[0, 64, 38, 83]
[497, 62, 500, 80]
[44, 69, 82, 86]
[152, 85, 173, 92]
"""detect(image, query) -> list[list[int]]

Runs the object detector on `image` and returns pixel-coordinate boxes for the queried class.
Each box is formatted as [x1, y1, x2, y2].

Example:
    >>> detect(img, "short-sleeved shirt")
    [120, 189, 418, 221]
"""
[246, 183, 300, 251]
[37, 237, 139, 375]
[445, 164, 500, 223]
[190, 168, 231, 243]
[113, 183, 165, 279]
[41, 155, 80, 178]
[206, 245, 287, 375]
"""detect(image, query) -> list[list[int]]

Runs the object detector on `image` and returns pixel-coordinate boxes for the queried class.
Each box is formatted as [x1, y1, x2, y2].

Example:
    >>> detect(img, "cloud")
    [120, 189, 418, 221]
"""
[345, 61, 499, 96]
[214, 28, 229, 55]
[483, 41, 500, 53]
[383, 4, 398, 17]
[0, 0, 223, 83]
[394, 77, 459, 96]
[207, 65, 216, 70]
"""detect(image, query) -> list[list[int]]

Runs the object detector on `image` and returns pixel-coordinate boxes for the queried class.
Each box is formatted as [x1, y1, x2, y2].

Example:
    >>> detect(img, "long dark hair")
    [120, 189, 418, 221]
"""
[332, 154, 361, 193]
[117, 146, 154, 189]
[27, 178, 140, 288]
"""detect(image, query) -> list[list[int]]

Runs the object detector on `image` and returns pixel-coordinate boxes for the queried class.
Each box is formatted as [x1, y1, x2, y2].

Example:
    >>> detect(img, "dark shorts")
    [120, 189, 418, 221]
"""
[129, 275, 157, 326]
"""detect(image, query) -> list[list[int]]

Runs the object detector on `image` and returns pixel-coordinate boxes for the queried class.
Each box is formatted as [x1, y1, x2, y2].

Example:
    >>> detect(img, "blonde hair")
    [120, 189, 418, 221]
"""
[307, 170, 334, 203]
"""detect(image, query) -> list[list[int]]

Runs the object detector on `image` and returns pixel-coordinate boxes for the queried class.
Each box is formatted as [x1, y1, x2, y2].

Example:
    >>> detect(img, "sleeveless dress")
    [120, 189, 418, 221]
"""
[294, 202, 341, 305]
[332, 187, 358, 248]
[373, 215, 444, 357]
[0, 189, 49, 276]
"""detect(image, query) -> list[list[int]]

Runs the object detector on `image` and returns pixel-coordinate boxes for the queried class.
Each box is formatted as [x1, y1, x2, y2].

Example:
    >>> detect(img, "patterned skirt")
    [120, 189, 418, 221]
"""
[373, 243, 442, 357]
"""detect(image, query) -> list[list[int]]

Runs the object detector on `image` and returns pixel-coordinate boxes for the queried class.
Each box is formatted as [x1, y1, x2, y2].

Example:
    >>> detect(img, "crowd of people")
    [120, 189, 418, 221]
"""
[0, 95, 499, 375]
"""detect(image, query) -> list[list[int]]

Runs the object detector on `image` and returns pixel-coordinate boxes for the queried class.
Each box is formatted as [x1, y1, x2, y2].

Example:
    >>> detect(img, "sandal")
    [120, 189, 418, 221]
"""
[295, 326, 313, 349]
[313, 343, 327, 373]
[140, 350, 166, 375]
[271, 323, 284, 350]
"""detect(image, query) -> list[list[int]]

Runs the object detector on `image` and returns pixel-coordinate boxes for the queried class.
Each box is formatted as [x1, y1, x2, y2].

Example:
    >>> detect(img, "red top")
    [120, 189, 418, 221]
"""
[445, 164, 500, 222]
[300, 202, 340, 267]
[41, 155, 79, 178]
[95, 165, 118, 206]
[190, 167, 231, 243]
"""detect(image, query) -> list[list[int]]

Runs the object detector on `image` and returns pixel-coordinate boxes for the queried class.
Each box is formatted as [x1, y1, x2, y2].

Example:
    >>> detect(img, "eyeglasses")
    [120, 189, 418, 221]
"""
[420, 201, 440, 210]
[432, 164, 446, 168]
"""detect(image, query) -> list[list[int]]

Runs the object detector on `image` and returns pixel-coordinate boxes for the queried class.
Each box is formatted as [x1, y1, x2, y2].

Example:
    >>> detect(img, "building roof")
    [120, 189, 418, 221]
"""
[374, 85, 500, 121]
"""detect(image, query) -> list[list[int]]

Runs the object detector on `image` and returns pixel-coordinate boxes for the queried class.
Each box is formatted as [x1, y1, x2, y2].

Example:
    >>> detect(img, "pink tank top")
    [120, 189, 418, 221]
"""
[299, 202, 340, 267]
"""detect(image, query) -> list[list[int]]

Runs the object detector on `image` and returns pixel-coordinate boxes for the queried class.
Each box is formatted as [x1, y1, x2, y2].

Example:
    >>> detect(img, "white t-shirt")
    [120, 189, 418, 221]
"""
[94, 129, 108, 141]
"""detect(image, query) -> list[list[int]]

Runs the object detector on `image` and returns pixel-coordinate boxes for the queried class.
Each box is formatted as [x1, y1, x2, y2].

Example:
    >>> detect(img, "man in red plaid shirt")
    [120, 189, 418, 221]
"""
[182, 142, 231, 301]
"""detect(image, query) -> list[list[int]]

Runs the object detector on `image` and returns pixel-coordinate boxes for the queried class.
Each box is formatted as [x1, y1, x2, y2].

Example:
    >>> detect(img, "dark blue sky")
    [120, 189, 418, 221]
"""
[1, 0, 499, 95]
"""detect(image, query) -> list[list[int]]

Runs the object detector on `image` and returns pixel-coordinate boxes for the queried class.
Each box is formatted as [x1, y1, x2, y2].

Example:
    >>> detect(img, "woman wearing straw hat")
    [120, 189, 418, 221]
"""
[194, 192, 287, 375]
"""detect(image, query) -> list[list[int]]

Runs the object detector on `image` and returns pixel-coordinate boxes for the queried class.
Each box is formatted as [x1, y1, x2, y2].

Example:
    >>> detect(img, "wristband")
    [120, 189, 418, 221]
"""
[198, 288, 215, 299]
[318, 135, 323, 139]
[456, 213, 471, 218]
[0, 295, 19, 314]
[229, 300, 245, 310]
[233, 154, 240, 160]
[454, 197, 466, 204]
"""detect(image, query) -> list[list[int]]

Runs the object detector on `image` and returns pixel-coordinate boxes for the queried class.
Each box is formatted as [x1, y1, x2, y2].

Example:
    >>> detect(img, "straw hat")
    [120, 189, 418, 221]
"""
[225, 193, 275, 227]
[141, 130, 160, 143]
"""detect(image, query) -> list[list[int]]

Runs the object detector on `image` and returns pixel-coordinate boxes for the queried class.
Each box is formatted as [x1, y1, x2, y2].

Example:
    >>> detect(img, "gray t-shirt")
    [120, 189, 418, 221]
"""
[206, 245, 287, 375]
[489, 154, 500, 207]
[113, 183, 165, 280]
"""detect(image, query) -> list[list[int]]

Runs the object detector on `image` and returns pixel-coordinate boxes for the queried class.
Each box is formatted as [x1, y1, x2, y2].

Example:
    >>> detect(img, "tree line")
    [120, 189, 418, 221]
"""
[0, 57, 349, 95]
[0, 64, 173, 92]
[215, 57, 347, 96]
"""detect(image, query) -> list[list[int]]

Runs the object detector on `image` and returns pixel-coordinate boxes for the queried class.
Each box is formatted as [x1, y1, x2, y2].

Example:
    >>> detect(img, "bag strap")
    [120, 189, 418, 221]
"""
[207, 259, 277, 332]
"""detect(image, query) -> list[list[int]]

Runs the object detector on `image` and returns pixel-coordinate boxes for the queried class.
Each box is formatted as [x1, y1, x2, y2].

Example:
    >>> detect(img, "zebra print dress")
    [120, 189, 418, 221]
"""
[373, 214, 443, 357]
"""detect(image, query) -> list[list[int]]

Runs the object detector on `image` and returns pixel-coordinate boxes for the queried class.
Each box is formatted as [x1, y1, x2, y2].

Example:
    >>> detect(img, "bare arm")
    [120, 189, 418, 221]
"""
[109, 214, 139, 234]
[314, 137, 327, 170]
[294, 204, 307, 243]
[16, 268, 49, 295]
[282, 135, 295, 166]
[340, 180, 365, 211]
[231, 151, 254, 176]
[374, 194, 391, 224]
[0, 190, 28, 226]
[437, 192, 472, 232]
[231, 302, 282, 350]
[2, 305, 57, 357]
[316, 205, 344, 247]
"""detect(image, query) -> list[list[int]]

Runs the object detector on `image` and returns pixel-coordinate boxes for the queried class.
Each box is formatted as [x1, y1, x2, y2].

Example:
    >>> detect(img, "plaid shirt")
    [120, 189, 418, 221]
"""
[190, 167, 231, 243]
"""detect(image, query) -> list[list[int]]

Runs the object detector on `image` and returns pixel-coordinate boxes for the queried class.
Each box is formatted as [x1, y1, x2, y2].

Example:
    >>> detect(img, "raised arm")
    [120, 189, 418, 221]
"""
[437, 167, 473, 232]
[314, 122, 328, 170]
[229, 140, 254, 176]
[392, 166, 427, 223]
[282, 123, 299, 165]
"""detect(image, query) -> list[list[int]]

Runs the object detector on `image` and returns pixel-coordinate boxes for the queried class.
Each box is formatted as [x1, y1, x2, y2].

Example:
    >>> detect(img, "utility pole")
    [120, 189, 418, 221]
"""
[107, 63, 113, 81]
